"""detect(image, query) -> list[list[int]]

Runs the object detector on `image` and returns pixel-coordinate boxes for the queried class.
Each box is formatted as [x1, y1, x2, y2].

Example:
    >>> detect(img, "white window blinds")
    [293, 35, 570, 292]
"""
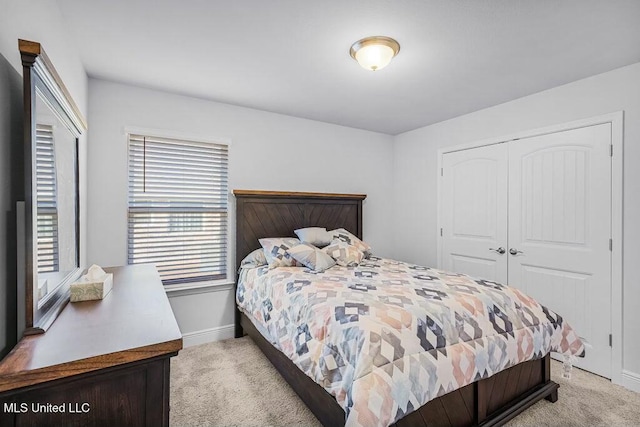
[127, 133, 228, 285]
[36, 124, 59, 273]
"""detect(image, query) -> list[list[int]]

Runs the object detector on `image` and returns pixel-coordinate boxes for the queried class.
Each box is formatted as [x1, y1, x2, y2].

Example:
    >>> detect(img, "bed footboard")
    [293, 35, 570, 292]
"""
[242, 313, 558, 427]
[393, 354, 558, 427]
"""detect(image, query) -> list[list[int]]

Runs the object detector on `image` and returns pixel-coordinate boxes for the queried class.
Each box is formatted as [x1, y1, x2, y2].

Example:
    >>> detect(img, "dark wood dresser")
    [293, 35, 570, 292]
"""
[0, 265, 183, 427]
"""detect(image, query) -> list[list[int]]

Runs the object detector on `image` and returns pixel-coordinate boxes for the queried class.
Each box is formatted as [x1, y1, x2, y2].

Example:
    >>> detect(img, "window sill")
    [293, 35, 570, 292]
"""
[164, 279, 235, 297]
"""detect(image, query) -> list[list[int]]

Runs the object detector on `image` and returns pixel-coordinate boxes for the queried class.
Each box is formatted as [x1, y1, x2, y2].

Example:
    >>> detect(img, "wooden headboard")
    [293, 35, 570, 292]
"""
[233, 190, 366, 336]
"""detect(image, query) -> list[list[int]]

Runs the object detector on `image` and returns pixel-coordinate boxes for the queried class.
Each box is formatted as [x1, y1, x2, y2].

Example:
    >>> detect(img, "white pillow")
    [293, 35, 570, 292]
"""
[287, 243, 336, 272]
[294, 227, 332, 246]
[259, 237, 303, 268]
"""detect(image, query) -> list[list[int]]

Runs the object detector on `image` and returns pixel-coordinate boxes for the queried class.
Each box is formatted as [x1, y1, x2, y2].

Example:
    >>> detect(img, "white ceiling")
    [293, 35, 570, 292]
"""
[56, 0, 640, 135]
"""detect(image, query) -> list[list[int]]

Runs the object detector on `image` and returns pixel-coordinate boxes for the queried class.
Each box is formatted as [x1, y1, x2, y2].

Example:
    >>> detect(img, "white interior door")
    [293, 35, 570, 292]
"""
[507, 124, 612, 378]
[441, 144, 508, 284]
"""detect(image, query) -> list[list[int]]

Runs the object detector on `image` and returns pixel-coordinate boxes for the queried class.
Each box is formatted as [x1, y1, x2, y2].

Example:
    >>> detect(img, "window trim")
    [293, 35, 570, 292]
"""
[124, 126, 232, 290]
[123, 126, 232, 148]
[163, 278, 235, 296]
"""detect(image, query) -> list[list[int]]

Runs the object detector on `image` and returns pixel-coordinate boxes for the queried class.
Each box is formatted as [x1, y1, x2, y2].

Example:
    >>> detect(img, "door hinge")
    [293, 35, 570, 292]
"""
[441, 168, 443, 176]
[609, 238, 613, 251]
[610, 144, 614, 157]
[609, 334, 612, 347]
[440, 228, 443, 237]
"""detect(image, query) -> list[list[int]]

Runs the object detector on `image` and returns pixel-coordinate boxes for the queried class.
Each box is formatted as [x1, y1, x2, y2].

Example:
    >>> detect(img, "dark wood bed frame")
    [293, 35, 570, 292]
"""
[233, 190, 559, 427]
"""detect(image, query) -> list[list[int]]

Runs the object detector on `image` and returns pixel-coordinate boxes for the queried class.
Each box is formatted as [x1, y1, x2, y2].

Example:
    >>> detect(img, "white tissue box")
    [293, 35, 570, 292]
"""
[37, 278, 48, 300]
[70, 272, 113, 302]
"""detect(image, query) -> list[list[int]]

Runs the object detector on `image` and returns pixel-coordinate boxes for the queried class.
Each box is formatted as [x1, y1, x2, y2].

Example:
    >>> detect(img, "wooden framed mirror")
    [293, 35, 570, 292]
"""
[19, 40, 87, 334]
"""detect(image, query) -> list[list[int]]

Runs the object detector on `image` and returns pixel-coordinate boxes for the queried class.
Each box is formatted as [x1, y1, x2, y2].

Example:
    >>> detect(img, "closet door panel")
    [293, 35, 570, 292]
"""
[441, 144, 508, 284]
[507, 123, 612, 378]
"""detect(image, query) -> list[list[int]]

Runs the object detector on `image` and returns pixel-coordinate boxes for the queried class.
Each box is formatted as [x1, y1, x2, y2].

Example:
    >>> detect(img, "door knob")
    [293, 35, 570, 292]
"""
[509, 248, 524, 255]
[489, 247, 506, 255]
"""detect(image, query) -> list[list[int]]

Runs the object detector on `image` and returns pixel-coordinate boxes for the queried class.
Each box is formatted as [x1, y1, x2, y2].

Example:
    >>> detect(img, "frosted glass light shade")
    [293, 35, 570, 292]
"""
[350, 36, 400, 71]
[355, 44, 394, 71]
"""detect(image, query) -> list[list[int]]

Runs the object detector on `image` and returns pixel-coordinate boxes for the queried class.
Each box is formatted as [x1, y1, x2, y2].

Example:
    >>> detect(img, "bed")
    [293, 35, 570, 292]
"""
[233, 190, 583, 427]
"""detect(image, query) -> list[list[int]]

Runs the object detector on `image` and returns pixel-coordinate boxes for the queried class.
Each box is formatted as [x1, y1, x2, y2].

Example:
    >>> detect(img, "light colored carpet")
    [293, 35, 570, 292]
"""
[171, 337, 640, 426]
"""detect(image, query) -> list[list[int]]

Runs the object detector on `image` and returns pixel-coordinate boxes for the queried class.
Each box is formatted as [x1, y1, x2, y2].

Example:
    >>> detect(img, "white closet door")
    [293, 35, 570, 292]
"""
[507, 124, 612, 378]
[441, 144, 508, 283]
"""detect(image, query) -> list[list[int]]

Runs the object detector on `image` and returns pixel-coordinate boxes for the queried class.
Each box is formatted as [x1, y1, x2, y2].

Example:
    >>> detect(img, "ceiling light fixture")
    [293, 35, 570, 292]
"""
[349, 36, 400, 71]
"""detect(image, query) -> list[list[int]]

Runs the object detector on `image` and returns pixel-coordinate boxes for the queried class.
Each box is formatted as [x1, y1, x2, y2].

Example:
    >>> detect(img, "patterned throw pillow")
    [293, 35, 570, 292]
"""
[240, 248, 267, 269]
[259, 237, 303, 268]
[322, 239, 365, 267]
[329, 228, 372, 257]
[287, 242, 336, 272]
[294, 227, 332, 246]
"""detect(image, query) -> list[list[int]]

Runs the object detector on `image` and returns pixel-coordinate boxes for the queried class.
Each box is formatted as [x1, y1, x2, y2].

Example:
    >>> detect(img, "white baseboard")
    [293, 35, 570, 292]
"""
[182, 324, 235, 348]
[621, 370, 640, 393]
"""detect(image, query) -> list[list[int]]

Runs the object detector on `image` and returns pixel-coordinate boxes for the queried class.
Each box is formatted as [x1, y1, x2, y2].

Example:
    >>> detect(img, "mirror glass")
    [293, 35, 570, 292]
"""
[33, 87, 79, 307]
[20, 39, 85, 334]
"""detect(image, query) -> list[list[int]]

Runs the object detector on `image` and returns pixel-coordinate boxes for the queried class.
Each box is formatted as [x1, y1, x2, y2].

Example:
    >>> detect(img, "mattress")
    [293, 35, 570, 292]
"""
[236, 257, 584, 427]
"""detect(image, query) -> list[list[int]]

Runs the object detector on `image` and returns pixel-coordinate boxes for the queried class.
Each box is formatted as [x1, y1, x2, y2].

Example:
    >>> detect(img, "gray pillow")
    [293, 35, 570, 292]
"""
[240, 248, 267, 269]
[287, 242, 336, 272]
[294, 227, 332, 246]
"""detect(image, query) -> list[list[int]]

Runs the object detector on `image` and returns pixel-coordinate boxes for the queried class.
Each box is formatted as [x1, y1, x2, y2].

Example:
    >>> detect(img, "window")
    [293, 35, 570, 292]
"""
[127, 133, 228, 285]
[36, 124, 59, 273]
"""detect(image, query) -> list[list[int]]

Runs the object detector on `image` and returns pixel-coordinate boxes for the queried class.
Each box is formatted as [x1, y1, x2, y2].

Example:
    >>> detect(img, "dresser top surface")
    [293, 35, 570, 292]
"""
[0, 264, 182, 392]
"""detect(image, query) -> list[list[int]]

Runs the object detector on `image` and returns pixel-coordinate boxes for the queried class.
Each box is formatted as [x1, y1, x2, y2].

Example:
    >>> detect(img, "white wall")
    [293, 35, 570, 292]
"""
[86, 78, 395, 342]
[392, 62, 640, 381]
[0, 0, 88, 355]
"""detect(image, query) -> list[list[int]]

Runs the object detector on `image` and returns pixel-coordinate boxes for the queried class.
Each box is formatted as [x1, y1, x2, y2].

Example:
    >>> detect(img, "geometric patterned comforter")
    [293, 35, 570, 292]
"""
[236, 256, 585, 427]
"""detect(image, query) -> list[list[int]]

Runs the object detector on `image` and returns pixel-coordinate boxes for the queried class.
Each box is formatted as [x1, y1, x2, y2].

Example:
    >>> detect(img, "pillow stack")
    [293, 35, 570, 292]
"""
[238, 227, 372, 272]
